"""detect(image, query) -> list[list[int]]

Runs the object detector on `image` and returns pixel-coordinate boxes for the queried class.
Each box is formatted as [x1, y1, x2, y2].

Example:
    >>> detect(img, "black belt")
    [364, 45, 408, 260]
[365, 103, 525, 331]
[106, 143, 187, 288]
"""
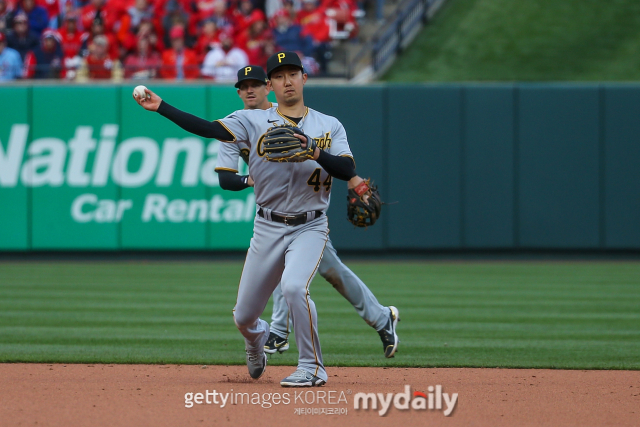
[257, 208, 324, 226]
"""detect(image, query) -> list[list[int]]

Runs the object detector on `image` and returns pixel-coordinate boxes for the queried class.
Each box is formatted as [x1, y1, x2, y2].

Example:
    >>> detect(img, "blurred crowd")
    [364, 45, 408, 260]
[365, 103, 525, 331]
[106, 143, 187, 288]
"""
[0, 0, 363, 81]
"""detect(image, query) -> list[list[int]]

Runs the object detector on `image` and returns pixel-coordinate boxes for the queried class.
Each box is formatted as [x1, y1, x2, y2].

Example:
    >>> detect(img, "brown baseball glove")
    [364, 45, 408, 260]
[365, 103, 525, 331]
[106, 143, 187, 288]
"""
[347, 179, 382, 227]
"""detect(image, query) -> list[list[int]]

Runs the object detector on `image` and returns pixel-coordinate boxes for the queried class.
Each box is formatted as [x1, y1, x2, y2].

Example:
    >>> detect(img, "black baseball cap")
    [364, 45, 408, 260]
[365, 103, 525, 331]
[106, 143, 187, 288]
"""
[266, 51, 304, 78]
[235, 65, 268, 88]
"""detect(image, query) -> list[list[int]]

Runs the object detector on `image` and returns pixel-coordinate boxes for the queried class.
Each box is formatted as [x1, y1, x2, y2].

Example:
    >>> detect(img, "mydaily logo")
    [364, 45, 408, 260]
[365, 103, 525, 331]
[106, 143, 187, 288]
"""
[354, 385, 458, 417]
[0, 124, 237, 188]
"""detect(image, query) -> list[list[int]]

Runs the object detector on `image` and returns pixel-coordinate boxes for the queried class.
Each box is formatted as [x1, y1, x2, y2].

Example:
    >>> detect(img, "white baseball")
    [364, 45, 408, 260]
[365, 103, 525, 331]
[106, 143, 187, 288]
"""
[133, 85, 149, 100]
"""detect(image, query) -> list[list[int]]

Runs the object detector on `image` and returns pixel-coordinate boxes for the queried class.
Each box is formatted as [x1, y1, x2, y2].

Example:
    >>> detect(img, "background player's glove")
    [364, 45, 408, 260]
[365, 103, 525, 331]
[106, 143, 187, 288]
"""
[347, 179, 382, 227]
[262, 124, 316, 162]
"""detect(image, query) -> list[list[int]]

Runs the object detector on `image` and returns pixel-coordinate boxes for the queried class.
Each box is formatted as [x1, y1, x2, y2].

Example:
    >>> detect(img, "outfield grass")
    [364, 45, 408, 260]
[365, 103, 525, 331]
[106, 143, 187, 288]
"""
[384, 0, 640, 81]
[0, 261, 639, 369]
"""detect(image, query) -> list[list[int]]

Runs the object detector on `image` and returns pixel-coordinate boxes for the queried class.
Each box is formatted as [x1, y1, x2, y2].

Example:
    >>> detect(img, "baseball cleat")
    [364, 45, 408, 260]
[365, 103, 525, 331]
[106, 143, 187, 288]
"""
[264, 332, 289, 354]
[377, 306, 400, 358]
[280, 369, 326, 387]
[246, 350, 268, 379]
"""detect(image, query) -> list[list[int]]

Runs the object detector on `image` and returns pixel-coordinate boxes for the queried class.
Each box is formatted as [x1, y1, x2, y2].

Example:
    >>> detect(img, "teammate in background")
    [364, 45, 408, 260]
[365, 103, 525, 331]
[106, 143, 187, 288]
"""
[133, 51, 368, 387]
[215, 65, 400, 359]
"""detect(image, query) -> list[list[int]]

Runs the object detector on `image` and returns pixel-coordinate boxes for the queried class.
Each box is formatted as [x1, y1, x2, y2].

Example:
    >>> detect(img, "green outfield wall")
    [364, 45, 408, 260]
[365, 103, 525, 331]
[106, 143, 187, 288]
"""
[1, 84, 638, 251]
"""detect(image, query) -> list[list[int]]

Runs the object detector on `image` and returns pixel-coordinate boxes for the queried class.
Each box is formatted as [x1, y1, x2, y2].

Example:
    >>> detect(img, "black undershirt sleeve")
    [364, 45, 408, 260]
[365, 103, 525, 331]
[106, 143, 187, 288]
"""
[316, 150, 356, 181]
[218, 170, 250, 191]
[156, 106, 353, 182]
[156, 101, 235, 141]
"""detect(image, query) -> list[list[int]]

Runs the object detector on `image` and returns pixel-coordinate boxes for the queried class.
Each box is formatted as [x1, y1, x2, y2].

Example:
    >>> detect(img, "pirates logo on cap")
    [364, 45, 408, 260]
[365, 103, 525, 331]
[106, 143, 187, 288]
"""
[235, 65, 268, 88]
[266, 51, 304, 78]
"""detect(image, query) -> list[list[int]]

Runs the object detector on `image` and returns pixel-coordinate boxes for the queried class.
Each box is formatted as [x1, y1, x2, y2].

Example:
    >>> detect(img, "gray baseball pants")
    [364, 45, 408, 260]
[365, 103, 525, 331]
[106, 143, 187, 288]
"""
[233, 214, 329, 381]
[270, 238, 390, 339]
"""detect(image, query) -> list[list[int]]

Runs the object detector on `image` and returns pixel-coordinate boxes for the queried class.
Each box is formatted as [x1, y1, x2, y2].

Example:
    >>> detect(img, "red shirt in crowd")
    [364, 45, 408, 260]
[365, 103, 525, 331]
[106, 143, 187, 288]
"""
[298, 8, 330, 43]
[123, 50, 161, 78]
[160, 47, 199, 79]
[85, 53, 115, 78]
[57, 27, 86, 58]
[194, 32, 219, 63]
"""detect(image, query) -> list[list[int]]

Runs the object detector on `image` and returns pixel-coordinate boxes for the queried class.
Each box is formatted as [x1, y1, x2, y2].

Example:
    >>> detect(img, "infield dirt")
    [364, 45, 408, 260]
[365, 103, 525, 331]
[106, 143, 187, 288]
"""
[1, 364, 638, 426]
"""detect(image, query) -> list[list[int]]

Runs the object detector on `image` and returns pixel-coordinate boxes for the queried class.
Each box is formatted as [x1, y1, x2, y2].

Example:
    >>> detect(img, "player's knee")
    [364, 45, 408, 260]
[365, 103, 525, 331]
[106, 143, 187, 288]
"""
[280, 280, 306, 301]
[317, 262, 330, 277]
[233, 310, 256, 329]
[319, 266, 344, 290]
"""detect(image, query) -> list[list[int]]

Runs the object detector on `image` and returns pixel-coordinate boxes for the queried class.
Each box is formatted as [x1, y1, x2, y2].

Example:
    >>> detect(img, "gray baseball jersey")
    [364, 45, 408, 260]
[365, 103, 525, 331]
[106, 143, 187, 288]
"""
[216, 140, 390, 338]
[218, 107, 353, 213]
[215, 139, 249, 173]
[220, 106, 354, 382]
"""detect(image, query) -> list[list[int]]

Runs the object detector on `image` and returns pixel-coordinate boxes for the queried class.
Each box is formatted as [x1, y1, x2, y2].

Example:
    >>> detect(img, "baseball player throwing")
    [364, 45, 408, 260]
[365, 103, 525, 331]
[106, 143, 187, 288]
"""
[134, 52, 372, 387]
[216, 65, 401, 359]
